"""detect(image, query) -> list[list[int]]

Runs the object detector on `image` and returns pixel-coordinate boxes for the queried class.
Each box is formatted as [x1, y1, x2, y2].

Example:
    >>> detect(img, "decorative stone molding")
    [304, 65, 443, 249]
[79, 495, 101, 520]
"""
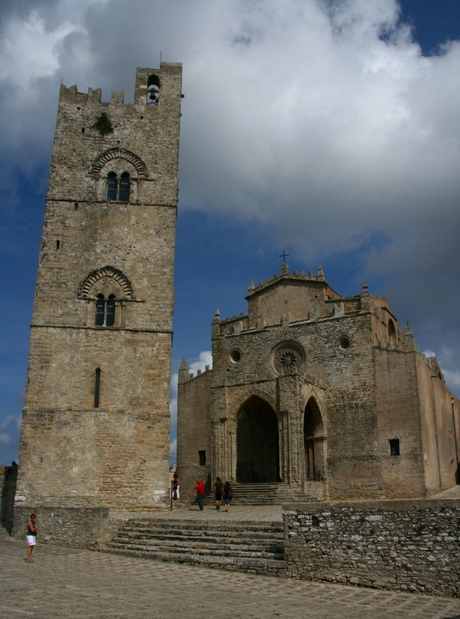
[90, 148, 148, 178]
[78, 266, 135, 299]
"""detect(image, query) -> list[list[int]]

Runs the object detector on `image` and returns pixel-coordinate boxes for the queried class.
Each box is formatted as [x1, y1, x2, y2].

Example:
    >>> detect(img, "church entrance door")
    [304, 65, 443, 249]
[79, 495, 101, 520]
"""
[236, 396, 279, 483]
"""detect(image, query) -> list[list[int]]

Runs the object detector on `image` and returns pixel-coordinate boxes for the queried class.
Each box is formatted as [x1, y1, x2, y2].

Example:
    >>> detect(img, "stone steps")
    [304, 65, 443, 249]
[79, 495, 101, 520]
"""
[206, 481, 323, 505]
[106, 518, 287, 576]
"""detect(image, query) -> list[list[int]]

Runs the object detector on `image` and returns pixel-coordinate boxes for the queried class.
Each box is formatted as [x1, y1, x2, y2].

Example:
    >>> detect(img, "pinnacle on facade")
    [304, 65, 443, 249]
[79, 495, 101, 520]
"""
[178, 358, 189, 384]
[361, 281, 370, 295]
[404, 321, 416, 351]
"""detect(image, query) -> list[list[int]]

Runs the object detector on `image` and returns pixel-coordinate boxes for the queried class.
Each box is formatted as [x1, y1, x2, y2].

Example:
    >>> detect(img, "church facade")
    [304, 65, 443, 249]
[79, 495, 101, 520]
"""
[14, 65, 182, 537]
[177, 263, 460, 502]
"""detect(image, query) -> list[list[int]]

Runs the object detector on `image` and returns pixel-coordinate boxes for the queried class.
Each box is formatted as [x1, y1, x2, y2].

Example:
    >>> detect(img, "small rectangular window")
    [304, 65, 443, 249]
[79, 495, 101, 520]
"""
[94, 368, 101, 408]
[389, 439, 400, 456]
[199, 450, 206, 466]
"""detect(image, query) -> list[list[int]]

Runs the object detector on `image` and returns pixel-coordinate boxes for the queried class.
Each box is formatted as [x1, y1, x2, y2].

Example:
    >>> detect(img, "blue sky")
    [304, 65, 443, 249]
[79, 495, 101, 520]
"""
[1, 0, 460, 465]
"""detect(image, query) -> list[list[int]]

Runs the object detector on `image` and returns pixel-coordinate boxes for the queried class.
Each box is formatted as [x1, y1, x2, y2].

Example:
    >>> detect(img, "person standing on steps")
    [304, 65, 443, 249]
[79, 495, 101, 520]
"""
[195, 479, 205, 511]
[26, 513, 38, 562]
[223, 481, 233, 512]
[172, 472, 180, 501]
[213, 476, 223, 510]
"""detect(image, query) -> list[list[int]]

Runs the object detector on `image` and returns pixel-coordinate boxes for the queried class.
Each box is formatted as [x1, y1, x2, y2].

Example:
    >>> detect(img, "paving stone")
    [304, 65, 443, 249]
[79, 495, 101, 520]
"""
[2, 527, 460, 619]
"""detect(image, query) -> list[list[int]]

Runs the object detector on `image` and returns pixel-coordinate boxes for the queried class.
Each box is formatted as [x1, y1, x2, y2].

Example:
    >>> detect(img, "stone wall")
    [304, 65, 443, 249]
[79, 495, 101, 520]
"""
[283, 500, 460, 597]
[1, 465, 18, 533]
[14, 506, 112, 549]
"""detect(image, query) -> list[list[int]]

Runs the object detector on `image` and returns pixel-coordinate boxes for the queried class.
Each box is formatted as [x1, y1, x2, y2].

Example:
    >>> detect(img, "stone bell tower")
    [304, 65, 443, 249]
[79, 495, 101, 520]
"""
[15, 64, 182, 544]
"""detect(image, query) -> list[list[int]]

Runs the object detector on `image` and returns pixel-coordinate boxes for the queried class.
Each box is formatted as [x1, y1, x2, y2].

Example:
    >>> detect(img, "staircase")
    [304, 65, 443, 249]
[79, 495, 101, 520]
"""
[210, 481, 324, 505]
[107, 518, 287, 576]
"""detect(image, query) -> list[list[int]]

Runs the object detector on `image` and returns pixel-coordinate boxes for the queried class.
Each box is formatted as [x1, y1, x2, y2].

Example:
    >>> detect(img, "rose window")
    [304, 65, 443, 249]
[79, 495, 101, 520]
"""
[273, 343, 304, 375]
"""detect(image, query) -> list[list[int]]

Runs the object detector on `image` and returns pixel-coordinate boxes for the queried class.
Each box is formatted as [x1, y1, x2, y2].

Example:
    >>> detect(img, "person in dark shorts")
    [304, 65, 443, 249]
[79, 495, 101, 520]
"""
[213, 477, 223, 510]
[223, 481, 233, 512]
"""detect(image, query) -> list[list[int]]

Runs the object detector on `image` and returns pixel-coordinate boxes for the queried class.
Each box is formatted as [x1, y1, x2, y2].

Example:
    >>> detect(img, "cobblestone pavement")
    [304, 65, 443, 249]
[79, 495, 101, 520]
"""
[2, 527, 460, 619]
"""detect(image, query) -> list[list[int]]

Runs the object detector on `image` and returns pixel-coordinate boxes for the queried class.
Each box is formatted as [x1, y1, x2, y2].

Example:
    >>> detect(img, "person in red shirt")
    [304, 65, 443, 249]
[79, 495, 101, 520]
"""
[194, 479, 205, 511]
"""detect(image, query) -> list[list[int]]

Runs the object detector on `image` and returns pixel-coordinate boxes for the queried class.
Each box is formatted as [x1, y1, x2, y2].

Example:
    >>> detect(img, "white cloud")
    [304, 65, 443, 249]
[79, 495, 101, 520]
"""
[0, 414, 21, 433]
[0, 13, 78, 90]
[1, 0, 459, 397]
[188, 351, 213, 375]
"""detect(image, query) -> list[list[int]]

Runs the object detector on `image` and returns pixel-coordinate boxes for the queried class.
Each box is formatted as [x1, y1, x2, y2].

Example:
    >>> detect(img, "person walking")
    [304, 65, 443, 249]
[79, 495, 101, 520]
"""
[194, 479, 205, 511]
[223, 481, 233, 512]
[26, 513, 38, 562]
[213, 476, 223, 510]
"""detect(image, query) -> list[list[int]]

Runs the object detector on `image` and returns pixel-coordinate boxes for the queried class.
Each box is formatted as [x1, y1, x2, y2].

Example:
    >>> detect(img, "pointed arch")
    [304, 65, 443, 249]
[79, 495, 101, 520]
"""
[230, 388, 277, 418]
[78, 266, 135, 300]
[90, 148, 148, 178]
[236, 395, 279, 483]
[303, 397, 326, 481]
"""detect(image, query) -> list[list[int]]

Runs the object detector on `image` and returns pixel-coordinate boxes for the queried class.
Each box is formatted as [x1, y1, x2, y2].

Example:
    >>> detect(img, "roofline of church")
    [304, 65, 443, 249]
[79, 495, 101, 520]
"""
[245, 262, 339, 301]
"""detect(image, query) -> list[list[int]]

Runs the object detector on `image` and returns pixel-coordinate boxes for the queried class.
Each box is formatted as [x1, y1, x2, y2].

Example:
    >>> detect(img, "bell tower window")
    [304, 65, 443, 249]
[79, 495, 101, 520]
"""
[118, 172, 130, 201]
[107, 172, 117, 200]
[147, 74, 160, 105]
[95, 294, 116, 327]
[106, 294, 115, 327]
[95, 294, 105, 326]
[106, 172, 130, 202]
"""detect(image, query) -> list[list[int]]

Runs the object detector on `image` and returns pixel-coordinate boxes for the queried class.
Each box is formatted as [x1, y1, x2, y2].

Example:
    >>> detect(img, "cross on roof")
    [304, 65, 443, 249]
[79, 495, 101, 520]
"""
[279, 251, 289, 262]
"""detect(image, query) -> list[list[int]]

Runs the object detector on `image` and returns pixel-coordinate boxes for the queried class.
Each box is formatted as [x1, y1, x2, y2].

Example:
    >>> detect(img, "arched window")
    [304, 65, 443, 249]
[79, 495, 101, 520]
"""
[118, 172, 130, 201]
[388, 319, 396, 348]
[107, 172, 117, 200]
[106, 294, 115, 327]
[106, 172, 130, 202]
[95, 294, 105, 326]
[95, 294, 116, 327]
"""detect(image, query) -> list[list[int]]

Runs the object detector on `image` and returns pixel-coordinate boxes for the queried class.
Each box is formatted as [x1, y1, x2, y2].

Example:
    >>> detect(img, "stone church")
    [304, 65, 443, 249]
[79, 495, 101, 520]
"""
[177, 263, 460, 502]
[14, 65, 182, 539]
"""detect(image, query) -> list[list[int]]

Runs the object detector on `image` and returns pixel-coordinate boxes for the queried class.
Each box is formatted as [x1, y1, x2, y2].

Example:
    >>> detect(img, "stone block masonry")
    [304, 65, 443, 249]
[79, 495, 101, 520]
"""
[283, 499, 460, 597]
